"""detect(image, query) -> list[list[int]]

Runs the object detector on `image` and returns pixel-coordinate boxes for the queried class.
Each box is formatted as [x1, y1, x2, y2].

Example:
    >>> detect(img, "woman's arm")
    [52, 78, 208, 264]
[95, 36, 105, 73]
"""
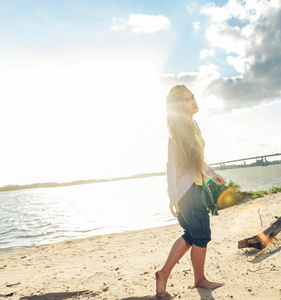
[203, 162, 224, 185]
[167, 138, 180, 216]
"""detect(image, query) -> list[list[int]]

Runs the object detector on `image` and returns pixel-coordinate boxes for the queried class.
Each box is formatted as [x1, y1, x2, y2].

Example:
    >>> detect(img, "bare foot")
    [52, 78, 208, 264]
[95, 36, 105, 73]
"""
[155, 270, 168, 298]
[194, 278, 223, 290]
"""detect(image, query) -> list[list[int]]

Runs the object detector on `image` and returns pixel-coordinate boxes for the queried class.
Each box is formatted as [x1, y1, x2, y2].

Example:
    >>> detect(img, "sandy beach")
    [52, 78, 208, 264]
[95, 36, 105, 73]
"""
[1, 193, 281, 300]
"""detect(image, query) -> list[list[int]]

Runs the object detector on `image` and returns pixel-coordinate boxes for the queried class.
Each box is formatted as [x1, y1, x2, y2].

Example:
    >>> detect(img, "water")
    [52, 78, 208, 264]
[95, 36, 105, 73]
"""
[217, 164, 281, 191]
[0, 164, 280, 253]
[0, 177, 175, 253]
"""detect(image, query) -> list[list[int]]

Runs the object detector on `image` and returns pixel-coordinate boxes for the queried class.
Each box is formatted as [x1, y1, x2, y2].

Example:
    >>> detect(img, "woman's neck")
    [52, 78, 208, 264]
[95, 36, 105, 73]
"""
[187, 114, 193, 121]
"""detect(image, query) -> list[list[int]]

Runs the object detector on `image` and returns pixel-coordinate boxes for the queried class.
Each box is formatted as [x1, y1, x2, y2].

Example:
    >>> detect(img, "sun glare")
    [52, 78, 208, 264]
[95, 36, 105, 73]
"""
[1, 60, 166, 185]
[217, 187, 243, 209]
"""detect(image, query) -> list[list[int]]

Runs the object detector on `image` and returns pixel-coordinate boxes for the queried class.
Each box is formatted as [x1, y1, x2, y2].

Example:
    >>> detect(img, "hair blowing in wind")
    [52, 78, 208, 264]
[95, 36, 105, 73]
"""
[166, 85, 204, 177]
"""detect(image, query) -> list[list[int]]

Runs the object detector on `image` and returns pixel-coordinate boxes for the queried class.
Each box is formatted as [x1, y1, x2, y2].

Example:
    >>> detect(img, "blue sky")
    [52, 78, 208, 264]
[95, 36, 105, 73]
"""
[0, 0, 233, 74]
[1, 0, 281, 185]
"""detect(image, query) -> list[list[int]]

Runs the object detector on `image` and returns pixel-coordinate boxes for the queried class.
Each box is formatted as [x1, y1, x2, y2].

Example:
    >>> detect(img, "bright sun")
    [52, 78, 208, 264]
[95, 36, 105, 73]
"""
[0, 60, 167, 185]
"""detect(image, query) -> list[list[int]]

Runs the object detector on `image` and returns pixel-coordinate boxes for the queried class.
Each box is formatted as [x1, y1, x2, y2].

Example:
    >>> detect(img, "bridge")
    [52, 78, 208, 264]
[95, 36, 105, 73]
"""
[209, 153, 281, 169]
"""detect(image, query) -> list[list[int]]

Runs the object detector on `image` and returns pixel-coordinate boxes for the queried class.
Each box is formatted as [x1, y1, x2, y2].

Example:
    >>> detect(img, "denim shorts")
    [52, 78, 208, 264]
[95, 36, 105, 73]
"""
[177, 183, 211, 248]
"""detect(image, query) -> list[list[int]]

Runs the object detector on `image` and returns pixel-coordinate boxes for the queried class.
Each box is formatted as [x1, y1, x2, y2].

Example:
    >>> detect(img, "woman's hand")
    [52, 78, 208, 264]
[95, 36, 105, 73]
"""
[215, 175, 224, 185]
[169, 201, 179, 217]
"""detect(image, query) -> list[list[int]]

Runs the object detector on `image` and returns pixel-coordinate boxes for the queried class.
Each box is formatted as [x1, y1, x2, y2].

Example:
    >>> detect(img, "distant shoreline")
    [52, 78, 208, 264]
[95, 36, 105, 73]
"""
[212, 160, 281, 170]
[0, 172, 165, 192]
[1, 160, 280, 192]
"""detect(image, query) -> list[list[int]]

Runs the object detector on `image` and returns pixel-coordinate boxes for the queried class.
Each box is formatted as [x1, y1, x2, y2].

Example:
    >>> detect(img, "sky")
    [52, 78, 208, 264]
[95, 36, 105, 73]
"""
[1, 0, 281, 186]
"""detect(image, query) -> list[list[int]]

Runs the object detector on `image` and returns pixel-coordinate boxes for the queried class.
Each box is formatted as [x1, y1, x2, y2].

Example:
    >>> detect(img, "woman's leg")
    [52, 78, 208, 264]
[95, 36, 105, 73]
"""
[156, 237, 191, 297]
[191, 245, 223, 289]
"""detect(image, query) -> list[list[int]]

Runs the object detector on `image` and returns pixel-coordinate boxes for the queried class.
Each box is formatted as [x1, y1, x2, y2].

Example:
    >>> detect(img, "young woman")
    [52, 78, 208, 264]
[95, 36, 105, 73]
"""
[156, 84, 224, 297]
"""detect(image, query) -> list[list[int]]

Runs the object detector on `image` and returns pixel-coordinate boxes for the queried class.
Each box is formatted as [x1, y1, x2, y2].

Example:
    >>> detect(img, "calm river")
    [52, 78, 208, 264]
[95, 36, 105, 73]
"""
[1, 164, 280, 253]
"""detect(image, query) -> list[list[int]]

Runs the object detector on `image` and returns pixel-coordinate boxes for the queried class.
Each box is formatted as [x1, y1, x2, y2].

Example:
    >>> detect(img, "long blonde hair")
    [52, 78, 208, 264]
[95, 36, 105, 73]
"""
[166, 84, 204, 176]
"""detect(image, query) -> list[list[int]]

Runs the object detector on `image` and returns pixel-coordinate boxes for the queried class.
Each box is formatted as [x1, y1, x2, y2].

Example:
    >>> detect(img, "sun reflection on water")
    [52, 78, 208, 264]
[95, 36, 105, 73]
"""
[0, 177, 175, 252]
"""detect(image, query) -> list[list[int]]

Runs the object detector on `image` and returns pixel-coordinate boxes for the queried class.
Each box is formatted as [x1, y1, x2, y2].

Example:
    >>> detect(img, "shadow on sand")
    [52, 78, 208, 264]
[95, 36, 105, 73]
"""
[121, 294, 174, 300]
[20, 292, 175, 300]
[20, 290, 99, 300]
[20, 289, 215, 300]
[196, 287, 215, 300]
[242, 239, 281, 263]
[121, 289, 214, 300]
[251, 245, 281, 263]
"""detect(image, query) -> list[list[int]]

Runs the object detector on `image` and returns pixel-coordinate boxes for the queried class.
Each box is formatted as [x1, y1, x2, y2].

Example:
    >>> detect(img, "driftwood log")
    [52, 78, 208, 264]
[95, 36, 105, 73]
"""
[238, 216, 281, 250]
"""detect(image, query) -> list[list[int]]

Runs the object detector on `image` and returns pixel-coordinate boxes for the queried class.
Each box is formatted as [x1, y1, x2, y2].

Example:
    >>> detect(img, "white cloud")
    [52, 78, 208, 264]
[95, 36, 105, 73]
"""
[201, 0, 276, 23]
[111, 14, 171, 34]
[205, 23, 248, 55]
[161, 64, 221, 100]
[201, 2, 230, 22]
[128, 14, 171, 33]
[111, 16, 128, 31]
[164, 0, 281, 113]
[186, 3, 197, 14]
[193, 20, 200, 31]
[200, 49, 215, 59]
[111, 24, 127, 31]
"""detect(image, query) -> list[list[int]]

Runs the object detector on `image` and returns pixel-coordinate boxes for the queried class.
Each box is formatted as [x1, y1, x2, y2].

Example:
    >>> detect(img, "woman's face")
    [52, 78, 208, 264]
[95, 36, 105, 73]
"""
[182, 89, 198, 116]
